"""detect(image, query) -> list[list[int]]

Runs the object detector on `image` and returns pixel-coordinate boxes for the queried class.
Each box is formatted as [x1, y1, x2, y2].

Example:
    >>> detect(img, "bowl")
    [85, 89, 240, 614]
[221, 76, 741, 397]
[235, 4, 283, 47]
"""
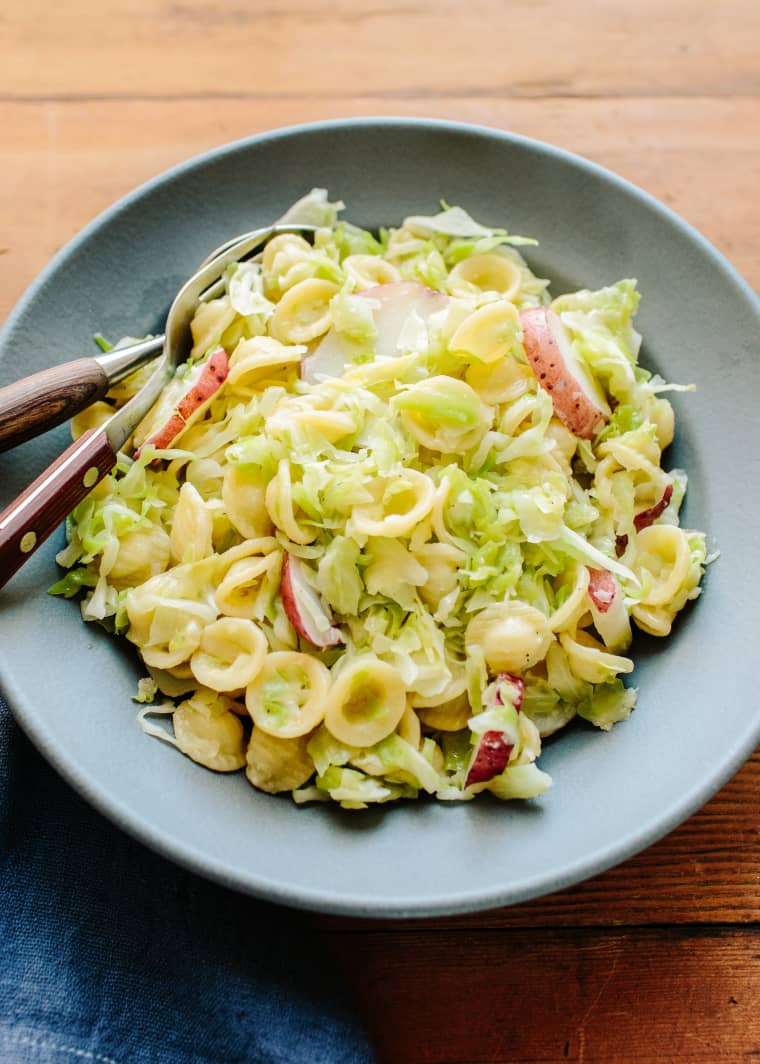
[1, 118, 758, 917]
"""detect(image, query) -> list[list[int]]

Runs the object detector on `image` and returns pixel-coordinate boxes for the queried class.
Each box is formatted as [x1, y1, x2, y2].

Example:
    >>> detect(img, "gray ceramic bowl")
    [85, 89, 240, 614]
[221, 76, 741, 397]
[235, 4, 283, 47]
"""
[1, 119, 758, 917]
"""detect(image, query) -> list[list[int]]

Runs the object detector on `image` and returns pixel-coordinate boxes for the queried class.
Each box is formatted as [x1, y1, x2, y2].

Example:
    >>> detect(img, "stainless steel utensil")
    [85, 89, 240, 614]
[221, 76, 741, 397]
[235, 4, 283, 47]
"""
[0, 223, 316, 588]
[0, 226, 310, 453]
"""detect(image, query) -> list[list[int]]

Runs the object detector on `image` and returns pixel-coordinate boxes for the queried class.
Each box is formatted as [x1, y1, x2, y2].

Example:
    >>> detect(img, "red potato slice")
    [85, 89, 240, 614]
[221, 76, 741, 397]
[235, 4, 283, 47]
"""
[465, 730, 514, 787]
[464, 672, 525, 788]
[587, 567, 617, 613]
[281, 552, 342, 648]
[495, 671, 525, 710]
[135, 347, 229, 457]
[176, 348, 229, 419]
[360, 281, 449, 359]
[300, 332, 350, 384]
[519, 307, 610, 439]
[302, 281, 448, 383]
[634, 483, 673, 532]
[587, 568, 632, 651]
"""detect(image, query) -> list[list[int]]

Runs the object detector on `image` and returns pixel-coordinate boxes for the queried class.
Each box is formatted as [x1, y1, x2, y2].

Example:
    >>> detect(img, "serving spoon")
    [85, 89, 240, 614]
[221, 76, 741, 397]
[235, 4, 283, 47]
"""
[0, 228, 299, 454]
[0, 223, 316, 589]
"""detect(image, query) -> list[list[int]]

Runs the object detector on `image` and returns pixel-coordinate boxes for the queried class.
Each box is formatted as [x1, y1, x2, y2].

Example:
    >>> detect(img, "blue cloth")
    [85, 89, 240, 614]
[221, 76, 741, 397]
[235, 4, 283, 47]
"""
[0, 695, 374, 1064]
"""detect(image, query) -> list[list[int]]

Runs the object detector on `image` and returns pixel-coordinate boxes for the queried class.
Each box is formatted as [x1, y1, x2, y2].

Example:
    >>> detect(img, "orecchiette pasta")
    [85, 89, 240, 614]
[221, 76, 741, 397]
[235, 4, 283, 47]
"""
[648, 397, 675, 450]
[227, 335, 306, 389]
[107, 524, 171, 589]
[465, 352, 534, 405]
[394, 376, 492, 453]
[278, 408, 356, 443]
[466, 601, 553, 674]
[245, 651, 330, 738]
[324, 656, 407, 747]
[599, 436, 665, 484]
[343, 254, 400, 290]
[633, 525, 691, 608]
[222, 464, 274, 540]
[215, 553, 280, 620]
[132, 598, 215, 670]
[172, 691, 247, 772]
[450, 300, 520, 364]
[630, 603, 675, 638]
[447, 253, 522, 299]
[189, 617, 267, 691]
[350, 470, 435, 539]
[412, 542, 466, 606]
[190, 296, 237, 359]
[558, 629, 634, 685]
[397, 704, 422, 748]
[410, 663, 467, 709]
[245, 728, 315, 793]
[170, 482, 214, 564]
[262, 233, 314, 295]
[269, 279, 339, 344]
[416, 692, 471, 733]
[265, 459, 317, 544]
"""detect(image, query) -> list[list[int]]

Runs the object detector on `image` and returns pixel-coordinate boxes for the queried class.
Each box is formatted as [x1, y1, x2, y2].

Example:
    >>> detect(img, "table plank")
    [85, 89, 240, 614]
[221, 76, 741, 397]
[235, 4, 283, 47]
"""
[323, 926, 760, 1063]
[3, 0, 760, 100]
[2, 96, 759, 324]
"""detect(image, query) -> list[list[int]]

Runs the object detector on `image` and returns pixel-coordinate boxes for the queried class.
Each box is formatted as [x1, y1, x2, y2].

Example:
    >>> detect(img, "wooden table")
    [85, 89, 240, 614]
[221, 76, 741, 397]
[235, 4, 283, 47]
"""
[2, 2, 758, 1060]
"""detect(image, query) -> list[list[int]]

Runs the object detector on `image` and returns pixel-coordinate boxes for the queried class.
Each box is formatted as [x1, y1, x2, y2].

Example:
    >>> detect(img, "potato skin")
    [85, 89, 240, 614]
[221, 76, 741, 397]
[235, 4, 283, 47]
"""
[281, 553, 342, 648]
[588, 567, 617, 613]
[465, 731, 513, 787]
[519, 308, 607, 439]
[137, 347, 229, 455]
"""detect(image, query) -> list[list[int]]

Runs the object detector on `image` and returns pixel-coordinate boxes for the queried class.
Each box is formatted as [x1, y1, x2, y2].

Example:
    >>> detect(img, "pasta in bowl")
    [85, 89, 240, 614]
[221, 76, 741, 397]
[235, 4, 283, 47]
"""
[52, 191, 708, 810]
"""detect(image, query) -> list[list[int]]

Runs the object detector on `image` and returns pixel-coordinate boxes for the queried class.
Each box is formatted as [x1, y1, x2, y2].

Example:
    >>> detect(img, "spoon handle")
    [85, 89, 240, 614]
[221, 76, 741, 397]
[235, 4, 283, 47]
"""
[0, 336, 165, 454]
[0, 428, 117, 589]
[0, 359, 110, 453]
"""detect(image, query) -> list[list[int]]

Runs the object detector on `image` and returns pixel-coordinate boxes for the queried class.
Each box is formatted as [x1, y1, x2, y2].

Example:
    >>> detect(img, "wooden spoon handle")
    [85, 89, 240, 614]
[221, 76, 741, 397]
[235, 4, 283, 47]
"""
[0, 358, 110, 453]
[0, 428, 117, 588]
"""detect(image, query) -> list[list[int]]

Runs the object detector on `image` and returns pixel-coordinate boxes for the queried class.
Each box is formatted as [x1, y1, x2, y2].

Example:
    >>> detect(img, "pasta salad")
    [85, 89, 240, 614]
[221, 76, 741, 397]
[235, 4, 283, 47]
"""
[52, 191, 708, 808]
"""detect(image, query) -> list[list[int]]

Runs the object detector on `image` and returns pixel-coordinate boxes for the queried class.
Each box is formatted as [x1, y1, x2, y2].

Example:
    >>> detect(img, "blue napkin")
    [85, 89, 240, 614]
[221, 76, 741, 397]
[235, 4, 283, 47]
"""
[0, 695, 374, 1064]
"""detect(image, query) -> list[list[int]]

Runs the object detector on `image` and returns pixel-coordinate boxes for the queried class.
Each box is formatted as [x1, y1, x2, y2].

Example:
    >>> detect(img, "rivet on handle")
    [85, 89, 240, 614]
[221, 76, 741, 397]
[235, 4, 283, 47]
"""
[19, 531, 37, 553]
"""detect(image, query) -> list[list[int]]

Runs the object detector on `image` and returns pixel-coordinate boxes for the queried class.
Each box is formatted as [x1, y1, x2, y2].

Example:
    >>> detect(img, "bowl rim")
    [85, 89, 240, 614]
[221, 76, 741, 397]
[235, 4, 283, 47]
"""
[1, 116, 759, 917]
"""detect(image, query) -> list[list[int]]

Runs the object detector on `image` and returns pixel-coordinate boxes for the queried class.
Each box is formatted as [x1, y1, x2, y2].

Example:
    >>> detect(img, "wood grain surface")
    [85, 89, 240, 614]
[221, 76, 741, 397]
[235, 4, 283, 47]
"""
[2, 1, 759, 1061]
